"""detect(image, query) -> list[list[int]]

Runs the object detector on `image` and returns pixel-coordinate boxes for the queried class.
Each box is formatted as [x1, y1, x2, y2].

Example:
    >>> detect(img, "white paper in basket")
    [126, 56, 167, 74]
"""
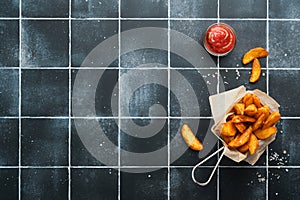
[209, 86, 280, 165]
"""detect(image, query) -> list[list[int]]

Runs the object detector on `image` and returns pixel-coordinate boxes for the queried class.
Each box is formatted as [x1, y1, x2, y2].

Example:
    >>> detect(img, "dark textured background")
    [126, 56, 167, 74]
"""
[0, 0, 299, 199]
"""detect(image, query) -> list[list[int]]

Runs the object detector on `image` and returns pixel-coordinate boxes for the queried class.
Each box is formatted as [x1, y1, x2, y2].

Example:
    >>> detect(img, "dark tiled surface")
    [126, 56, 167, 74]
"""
[269, 70, 300, 116]
[220, 0, 267, 18]
[0, 169, 18, 200]
[121, 0, 168, 18]
[170, 168, 217, 200]
[71, 20, 118, 67]
[21, 119, 68, 166]
[72, 0, 118, 18]
[0, 69, 19, 116]
[0, 119, 19, 166]
[269, 168, 300, 199]
[269, 0, 300, 19]
[0, 20, 19, 67]
[121, 168, 168, 200]
[71, 168, 118, 200]
[170, 0, 217, 18]
[0, 1, 19, 17]
[22, 20, 69, 67]
[21, 169, 68, 200]
[269, 21, 300, 68]
[22, 0, 69, 17]
[219, 168, 266, 200]
[21, 69, 69, 116]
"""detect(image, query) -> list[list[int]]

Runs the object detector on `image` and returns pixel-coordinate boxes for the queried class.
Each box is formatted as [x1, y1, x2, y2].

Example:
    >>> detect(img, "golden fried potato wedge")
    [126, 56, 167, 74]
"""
[262, 112, 281, 129]
[250, 58, 262, 83]
[234, 123, 247, 133]
[228, 126, 252, 148]
[255, 105, 270, 120]
[244, 104, 258, 116]
[222, 136, 234, 144]
[252, 94, 262, 108]
[181, 124, 203, 151]
[220, 121, 237, 137]
[254, 126, 277, 140]
[232, 115, 256, 123]
[233, 103, 245, 115]
[243, 93, 253, 107]
[226, 114, 234, 121]
[252, 114, 265, 131]
[248, 134, 259, 155]
[242, 47, 269, 65]
[238, 143, 249, 153]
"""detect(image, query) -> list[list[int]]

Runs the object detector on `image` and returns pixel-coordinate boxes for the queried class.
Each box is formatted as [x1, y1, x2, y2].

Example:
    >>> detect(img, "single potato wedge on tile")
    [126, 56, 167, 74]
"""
[262, 112, 281, 129]
[181, 124, 203, 151]
[254, 126, 277, 140]
[248, 134, 259, 155]
[221, 121, 237, 137]
[228, 126, 252, 148]
[242, 47, 269, 65]
[250, 58, 262, 83]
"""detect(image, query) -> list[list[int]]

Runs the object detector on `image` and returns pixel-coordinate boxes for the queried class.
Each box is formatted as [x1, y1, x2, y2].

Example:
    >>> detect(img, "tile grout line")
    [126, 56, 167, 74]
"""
[118, 0, 121, 199]
[266, 0, 270, 199]
[18, 0, 22, 199]
[68, 0, 72, 199]
[167, 0, 171, 198]
[217, 1, 220, 200]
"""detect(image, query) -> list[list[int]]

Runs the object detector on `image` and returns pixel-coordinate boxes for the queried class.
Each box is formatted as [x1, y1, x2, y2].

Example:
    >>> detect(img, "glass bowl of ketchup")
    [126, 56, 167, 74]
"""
[203, 23, 236, 56]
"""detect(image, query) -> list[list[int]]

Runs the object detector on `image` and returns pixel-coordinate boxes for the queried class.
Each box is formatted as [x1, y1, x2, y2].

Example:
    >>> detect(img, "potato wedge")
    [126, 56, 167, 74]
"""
[233, 103, 245, 115]
[238, 143, 249, 153]
[262, 112, 281, 129]
[244, 104, 258, 116]
[248, 134, 259, 155]
[234, 123, 247, 133]
[220, 121, 237, 137]
[255, 105, 270, 120]
[243, 93, 253, 107]
[232, 115, 256, 123]
[252, 114, 265, 131]
[181, 124, 203, 151]
[250, 58, 262, 83]
[254, 126, 277, 140]
[242, 47, 269, 65]
[222, 136, 234, 144]
[252, 94, 262, 108]
[228, 126, 252, 148]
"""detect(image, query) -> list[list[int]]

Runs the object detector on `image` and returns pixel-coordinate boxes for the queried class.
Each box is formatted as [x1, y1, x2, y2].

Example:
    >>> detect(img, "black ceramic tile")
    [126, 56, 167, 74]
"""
[21, 168, 68, 200]
[121, 168, 168, 200]
[71, 118, 118, 166]
[219, 168, 266, 200]
[72, 0, 118, 18]
[120, 119, 167, 166]
[220, 0, 267, 18]
[71, 20, 118, 67]
[0, 169, 18, 200]
[170, 69, 218, 117]
[269, 119, 300, 166]
[22, 0, 69, 17]
[171, 0, 217, 18]
[71, 168, 118, 200]
[0, 69, 19, 116]
[71, 69, 119, 117]
[120, 69, 168, 117]
[269, 0, 300, 18]
[269, 168, 299, 199]
[0, 21, 19, 67]
[0, 1, 19, 17]
[170, 119, 218, 166]
[170, 168, 217, 200]
[269, 21, 300, 68]
[0, 119, 18, 166]
[121, 20, 168, 69]
[121, 0, 168, 18]
[269, 70, 300, 116]
[21, 69, 69, 116]
[219, 69, 267, 92]
[21, 20, 69, 67]
[21, 119, 68, 166]
[219, 20, 266, 68]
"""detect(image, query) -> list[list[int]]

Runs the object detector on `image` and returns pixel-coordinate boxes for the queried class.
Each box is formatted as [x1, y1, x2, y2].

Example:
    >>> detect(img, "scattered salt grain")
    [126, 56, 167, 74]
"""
[284, 53, 287, 57]
[275, 193, 279, 196]
[285, 169, 289, 172]
[148, 174, 151, 178]
[283, 150, 287, 155]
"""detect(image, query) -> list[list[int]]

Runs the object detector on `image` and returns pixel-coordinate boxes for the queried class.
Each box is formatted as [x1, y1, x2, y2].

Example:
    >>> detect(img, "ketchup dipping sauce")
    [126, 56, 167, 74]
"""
[203, 23, 236, 56]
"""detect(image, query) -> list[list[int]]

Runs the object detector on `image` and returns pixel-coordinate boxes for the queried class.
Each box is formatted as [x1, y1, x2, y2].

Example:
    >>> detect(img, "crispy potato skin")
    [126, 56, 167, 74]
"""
[221, 121, 237, 137]
[252, 114, 265, 131]
[243, 93, 253, 107]
[232, 115, 256, 123]
[248, 134, 259, 155]
[254, 127, 277, 140]
[245, 104, 258, 116]
[181, 124, 203, 151]
[262, 112, 281, 129]
[228, 126, 252, 148]
[242, 47, 269, 65]
[250, 58, 262, 83]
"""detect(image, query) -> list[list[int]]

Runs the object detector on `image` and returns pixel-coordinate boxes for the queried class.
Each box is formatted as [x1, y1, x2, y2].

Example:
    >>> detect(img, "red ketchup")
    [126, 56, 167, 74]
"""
[204, 23, 236, 56]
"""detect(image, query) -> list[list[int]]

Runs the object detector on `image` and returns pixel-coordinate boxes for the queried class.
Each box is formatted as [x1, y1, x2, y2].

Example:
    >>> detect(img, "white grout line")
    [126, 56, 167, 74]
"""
[217, 1, 220, 200]
[266, 1, 270, 199]
[68, 0, 72, 199]
[118, 0, 121, 199]
[167, 0, 171, 199]
[18, 0, 22, 199]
